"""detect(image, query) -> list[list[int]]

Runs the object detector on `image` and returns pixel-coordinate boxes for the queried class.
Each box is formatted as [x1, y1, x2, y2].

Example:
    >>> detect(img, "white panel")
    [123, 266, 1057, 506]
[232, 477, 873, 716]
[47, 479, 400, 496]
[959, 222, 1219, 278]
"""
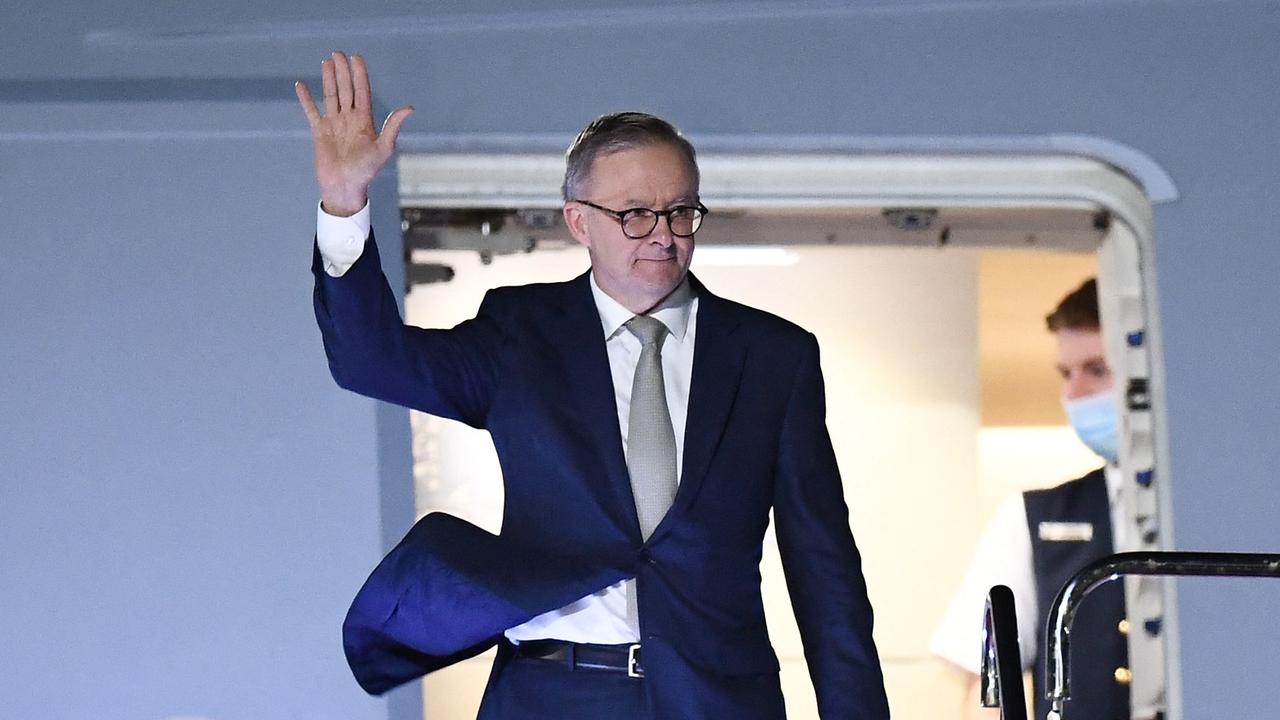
[977, 426, 1107, 512]
[883, 660, 971, 720]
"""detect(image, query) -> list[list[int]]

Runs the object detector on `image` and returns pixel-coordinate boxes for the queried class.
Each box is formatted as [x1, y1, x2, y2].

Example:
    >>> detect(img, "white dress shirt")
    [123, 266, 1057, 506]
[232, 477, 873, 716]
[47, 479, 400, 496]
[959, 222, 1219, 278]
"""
[317, 201, 699, 644]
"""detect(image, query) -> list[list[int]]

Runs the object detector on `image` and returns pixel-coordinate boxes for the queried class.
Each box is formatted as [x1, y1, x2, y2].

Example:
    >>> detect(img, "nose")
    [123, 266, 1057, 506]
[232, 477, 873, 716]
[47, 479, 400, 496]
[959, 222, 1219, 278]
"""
[648, 216, 676, 246]
[1064, 376, 1086, 400]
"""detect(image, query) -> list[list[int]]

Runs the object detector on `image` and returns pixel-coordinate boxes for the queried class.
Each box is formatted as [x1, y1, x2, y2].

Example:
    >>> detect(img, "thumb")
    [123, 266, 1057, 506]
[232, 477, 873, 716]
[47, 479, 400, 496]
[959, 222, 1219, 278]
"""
[379, 105, 415, 151]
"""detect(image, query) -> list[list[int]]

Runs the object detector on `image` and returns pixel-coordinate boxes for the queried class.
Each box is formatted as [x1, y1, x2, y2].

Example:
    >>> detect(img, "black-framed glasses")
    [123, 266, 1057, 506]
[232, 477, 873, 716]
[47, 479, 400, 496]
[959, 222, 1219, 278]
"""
[573, 199, 709, 239]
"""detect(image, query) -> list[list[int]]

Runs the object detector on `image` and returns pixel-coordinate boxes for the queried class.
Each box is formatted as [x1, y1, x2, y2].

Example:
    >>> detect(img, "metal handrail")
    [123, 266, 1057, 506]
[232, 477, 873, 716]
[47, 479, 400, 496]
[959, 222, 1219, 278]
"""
[1043, 551, 1280, 719]
[981, 584, 1028, 720]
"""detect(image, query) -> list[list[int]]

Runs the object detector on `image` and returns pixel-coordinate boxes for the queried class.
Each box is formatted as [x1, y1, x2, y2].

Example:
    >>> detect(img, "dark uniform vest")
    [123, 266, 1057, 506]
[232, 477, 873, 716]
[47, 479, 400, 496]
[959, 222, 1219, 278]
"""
[1024, 468, 1129, 720]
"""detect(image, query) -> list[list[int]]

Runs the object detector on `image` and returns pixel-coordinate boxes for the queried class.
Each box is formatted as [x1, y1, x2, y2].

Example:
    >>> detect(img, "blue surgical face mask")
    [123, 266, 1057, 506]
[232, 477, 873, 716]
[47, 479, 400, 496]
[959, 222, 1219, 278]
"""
[1063, 390, 1119, 463]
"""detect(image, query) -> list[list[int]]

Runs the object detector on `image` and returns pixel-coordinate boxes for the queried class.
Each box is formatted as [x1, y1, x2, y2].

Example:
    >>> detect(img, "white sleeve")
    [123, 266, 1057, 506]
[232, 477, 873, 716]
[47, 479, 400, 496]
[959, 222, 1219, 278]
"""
[929, 494, 1039, 674]
[315, 200, 371, 277]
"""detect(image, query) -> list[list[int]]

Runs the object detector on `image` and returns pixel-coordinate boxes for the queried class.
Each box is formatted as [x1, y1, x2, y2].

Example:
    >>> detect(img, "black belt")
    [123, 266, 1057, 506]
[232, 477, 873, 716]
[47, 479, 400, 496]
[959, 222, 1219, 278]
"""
[511, 639, 645, 678]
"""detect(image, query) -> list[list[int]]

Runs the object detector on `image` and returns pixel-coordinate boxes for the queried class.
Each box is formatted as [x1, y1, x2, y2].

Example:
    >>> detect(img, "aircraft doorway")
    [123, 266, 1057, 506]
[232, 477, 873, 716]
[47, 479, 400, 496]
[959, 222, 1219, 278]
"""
[395, 152, 1174, 720]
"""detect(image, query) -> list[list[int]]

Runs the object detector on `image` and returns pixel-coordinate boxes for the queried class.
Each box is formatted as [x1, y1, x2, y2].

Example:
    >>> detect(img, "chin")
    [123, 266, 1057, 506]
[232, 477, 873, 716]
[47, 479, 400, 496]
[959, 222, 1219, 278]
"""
[640, 273, 680, 296]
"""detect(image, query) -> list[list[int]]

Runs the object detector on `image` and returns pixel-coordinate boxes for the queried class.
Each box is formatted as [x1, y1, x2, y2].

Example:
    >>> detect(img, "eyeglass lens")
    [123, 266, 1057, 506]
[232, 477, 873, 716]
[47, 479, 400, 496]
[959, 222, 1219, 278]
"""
[621, 207, 703, 238]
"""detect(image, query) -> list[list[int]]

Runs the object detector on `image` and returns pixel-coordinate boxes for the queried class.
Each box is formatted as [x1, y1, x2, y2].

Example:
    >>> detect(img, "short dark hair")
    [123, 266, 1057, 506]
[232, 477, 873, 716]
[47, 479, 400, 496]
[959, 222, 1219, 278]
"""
[1045, 277, 1100, 332]
[562, 111, 699, 201]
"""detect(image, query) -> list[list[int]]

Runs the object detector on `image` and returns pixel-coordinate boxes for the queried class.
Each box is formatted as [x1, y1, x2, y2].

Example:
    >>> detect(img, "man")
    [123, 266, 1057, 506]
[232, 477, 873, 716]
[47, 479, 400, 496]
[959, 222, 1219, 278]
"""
[297, 51, 888, 719]
[930, 278, 1133, 720]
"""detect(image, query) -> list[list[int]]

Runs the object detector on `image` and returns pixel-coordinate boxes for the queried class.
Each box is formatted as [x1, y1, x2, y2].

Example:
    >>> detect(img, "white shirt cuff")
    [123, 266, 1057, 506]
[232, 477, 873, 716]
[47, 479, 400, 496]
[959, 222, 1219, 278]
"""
[316, 200, 371, 277]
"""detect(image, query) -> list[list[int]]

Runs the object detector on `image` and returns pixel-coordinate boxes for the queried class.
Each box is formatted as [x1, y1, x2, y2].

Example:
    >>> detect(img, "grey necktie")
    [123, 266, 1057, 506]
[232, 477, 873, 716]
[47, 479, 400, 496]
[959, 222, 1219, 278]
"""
[624, 315, 678, 541]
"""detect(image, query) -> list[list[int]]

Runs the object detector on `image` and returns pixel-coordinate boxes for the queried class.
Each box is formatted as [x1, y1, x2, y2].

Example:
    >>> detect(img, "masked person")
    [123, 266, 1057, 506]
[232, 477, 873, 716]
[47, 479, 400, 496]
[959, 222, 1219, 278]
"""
[931, 278, 1136, 720]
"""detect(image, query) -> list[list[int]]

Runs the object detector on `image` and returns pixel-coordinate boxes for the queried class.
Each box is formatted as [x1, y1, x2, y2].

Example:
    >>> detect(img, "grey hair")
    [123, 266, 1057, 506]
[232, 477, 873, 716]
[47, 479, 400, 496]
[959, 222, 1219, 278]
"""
[562, 111, 700, 201]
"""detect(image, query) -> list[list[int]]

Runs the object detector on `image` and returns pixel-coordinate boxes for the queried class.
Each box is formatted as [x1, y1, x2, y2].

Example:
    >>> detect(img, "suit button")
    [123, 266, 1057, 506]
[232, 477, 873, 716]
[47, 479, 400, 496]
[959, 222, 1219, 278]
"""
[1118, 619, 1130, 635]
[1114, 667, 1132, 685]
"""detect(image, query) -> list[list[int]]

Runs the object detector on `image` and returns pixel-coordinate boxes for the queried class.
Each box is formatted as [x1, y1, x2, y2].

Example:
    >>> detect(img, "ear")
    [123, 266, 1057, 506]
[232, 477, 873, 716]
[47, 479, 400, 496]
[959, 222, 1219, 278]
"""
[563, 203, 592, 248]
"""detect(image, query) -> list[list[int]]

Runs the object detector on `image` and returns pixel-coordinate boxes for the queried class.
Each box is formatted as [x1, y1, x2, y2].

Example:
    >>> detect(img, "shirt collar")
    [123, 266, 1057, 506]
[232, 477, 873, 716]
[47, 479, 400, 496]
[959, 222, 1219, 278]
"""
[588, 272, 695, 342]
[1104, 463, 1123, 506]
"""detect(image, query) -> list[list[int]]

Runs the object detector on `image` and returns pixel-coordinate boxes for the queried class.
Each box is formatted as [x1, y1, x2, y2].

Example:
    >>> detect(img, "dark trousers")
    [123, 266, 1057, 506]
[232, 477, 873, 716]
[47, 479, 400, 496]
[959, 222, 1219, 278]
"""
[476, 640, 650, 720]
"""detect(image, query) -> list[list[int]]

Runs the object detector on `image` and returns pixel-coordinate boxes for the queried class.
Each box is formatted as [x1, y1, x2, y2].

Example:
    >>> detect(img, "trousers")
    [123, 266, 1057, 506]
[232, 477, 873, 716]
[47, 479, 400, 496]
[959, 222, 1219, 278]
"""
[476, 640, 650, 720]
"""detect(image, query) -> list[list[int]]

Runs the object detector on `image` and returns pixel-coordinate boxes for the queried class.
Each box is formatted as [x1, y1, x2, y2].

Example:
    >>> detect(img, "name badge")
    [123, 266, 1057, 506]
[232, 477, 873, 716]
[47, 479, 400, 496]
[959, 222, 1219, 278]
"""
[1038, 521, 1094, 542]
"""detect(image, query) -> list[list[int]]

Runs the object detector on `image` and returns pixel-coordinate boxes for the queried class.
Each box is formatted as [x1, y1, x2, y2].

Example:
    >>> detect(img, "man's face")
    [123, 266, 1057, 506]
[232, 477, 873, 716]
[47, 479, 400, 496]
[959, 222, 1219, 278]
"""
[1054, 327, 1114, 400]
[563, 142, 698, 314]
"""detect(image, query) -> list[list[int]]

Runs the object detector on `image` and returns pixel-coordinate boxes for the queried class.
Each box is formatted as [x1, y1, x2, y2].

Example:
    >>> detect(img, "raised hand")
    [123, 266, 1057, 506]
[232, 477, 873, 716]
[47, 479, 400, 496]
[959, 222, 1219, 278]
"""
[295, 51, 414, 216]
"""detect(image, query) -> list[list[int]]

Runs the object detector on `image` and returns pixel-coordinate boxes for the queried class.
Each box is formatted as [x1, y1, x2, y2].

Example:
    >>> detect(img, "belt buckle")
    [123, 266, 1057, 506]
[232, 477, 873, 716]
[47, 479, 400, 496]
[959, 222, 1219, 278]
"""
[627, 643, 643, 678]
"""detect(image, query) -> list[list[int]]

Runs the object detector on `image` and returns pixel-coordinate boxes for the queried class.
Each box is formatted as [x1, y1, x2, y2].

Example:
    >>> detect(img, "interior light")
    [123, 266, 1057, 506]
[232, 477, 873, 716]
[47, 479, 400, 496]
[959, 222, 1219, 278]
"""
[691, 246, 800, 267]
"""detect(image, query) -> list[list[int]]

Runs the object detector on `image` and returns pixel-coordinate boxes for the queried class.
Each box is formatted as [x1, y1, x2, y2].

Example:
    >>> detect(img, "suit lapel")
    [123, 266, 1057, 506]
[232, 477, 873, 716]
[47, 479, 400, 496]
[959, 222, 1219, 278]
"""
[548, 272, 643, 539]
[650, 275, 745, 543]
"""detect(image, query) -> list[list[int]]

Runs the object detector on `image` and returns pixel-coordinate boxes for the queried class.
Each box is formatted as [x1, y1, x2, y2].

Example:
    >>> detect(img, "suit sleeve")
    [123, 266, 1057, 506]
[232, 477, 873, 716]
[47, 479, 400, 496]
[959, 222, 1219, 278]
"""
[312, 230, 502, 428]
[772, 333, 890, 719]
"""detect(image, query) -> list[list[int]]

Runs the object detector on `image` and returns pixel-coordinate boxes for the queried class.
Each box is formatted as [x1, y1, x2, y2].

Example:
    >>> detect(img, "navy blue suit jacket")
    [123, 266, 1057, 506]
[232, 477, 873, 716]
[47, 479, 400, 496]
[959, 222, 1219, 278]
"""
[314, 234, 889, 719]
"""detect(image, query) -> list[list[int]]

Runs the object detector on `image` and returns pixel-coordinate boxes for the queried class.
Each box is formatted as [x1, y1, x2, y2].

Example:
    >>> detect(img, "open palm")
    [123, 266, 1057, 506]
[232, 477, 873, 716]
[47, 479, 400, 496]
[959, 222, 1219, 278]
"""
[295, 51, 413, 216]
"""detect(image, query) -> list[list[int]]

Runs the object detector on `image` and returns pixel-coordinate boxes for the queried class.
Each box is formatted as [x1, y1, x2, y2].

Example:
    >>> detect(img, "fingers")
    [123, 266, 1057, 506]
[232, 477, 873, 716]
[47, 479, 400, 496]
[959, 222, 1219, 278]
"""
[332, 51, 354, 112]
[379, 105, 415, 151]
[294, 81, 322, 129]
[321, 56, 338, 117]
[352, 54, 372, 111]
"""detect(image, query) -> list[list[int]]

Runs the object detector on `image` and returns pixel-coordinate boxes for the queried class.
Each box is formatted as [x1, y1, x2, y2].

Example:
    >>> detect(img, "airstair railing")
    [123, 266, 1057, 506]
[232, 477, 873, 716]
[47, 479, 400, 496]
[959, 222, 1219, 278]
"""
[981, 583, 1028, 720]
[1042, 551, 1280, 720]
